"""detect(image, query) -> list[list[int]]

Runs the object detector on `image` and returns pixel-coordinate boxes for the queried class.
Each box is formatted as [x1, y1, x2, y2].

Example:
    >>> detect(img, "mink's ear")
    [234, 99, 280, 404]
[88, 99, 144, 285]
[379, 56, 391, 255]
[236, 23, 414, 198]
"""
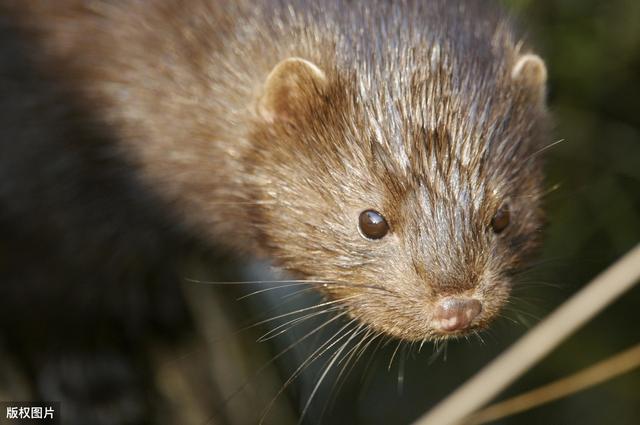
[511, 53, 547, 103]
[258, 57, 327, 122]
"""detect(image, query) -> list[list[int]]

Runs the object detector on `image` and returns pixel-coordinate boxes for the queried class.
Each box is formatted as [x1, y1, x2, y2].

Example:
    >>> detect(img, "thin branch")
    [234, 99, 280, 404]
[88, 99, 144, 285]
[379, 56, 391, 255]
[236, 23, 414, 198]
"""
[463, 342, 640, 425]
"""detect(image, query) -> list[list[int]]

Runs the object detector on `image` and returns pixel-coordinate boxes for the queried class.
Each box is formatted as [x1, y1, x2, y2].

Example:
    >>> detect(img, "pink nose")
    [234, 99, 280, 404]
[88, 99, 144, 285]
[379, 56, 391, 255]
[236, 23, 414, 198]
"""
[434, 298, 482, 332]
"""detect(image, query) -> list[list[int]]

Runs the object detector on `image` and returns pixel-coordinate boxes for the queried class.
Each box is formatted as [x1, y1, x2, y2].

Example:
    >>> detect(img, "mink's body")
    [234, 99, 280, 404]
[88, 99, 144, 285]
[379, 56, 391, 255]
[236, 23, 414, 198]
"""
[0, 0, 549, 423]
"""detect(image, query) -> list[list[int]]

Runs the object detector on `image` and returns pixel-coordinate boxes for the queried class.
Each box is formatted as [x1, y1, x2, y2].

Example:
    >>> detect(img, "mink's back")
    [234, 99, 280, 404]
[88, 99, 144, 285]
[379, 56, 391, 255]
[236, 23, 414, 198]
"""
[0, 6, 222, 420]
[0, 11, 185, 325]
[0, 12, 195, 423]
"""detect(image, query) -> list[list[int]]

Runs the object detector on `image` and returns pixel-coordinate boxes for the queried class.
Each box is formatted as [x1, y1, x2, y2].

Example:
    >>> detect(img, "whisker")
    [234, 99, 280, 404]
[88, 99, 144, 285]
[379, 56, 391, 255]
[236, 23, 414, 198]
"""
[236, 281, 327, 300]
[202, 200, 278, 206]
[502, 305, 542, 322]
[247, 295, 360, 330]
[542, 182, 561, 198]
[164, 286, 326, 369]
[185, 276, 399, 297]
[428, 340, 447, 365]
[335, 328, 372, 368]
[472, 330, 486, 345]
[526, 138, 566, 161]
[388, 339, 404, 371]
[259, 318, 359, 424]
[318, 329, 374, 423]
[323, 325, 376, 415]
[334, 330, 373, 384]
[205, 311, 350, 425]
[496, 311, 522, 326]
[184, 277, 334, 286]
[298, 323, 368, 424]
[256, 305, 344, 342]
[419, 337, 428, 353]
[359, 333, 386, 396]
[279, 286, 318, 301]
[355, 331, 383, 368]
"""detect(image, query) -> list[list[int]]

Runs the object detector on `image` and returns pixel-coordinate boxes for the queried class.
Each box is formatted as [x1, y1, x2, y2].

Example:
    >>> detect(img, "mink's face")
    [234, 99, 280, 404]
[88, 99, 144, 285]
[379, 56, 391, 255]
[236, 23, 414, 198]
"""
[254, 150, 544, 341]
[251, 53, 548, 341]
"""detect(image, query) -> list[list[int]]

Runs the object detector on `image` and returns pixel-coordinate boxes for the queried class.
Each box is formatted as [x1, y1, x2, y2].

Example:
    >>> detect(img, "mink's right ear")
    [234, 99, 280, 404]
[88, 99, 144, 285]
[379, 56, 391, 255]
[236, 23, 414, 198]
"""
[258, 57, 327, 123]
[511, 53, 547, 104]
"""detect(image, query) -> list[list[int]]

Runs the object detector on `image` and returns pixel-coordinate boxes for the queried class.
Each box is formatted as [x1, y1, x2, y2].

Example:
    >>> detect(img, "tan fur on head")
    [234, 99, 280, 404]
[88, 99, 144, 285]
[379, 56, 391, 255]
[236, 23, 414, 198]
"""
[259, 57, 327, 122]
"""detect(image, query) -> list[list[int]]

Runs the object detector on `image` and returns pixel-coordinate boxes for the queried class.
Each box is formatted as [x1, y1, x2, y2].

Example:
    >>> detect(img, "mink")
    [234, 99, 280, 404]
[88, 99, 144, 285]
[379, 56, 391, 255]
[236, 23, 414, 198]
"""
[0, 0, 549, 422]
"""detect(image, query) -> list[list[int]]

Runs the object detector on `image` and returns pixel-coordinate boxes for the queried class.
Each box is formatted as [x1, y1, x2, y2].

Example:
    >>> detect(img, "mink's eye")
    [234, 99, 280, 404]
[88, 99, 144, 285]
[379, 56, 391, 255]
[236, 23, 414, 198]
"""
[358, 209, 389, 240]
[490, 204, 510, 234]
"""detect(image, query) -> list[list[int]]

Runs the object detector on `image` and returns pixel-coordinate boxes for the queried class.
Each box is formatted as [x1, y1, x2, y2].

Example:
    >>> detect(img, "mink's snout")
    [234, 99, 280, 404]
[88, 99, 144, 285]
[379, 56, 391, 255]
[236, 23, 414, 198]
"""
[433, 297, 482, 332]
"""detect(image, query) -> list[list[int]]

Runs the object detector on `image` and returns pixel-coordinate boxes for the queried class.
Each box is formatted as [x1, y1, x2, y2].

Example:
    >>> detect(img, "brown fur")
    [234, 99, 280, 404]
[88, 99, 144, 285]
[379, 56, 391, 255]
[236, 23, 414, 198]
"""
[5, 0, 549, 342]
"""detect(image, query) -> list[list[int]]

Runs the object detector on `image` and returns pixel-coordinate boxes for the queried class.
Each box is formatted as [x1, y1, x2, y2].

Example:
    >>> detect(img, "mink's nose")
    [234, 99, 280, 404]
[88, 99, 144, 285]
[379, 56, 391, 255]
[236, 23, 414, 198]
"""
[434, 298, 482, 332]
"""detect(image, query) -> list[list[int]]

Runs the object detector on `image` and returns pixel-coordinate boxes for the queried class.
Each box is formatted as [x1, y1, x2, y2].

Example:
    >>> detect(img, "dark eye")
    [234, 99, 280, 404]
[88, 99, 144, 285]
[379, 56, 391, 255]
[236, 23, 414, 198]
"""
[490, 204, 510, 234]
[358, 209, 389, 240]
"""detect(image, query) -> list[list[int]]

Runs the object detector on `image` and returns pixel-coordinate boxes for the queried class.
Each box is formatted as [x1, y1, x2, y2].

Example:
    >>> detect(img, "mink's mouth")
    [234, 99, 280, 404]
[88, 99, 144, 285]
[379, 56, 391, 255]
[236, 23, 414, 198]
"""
[339, 303, 491, 343]
[330, 283, 510, 342]
[314, 272, 511, 342]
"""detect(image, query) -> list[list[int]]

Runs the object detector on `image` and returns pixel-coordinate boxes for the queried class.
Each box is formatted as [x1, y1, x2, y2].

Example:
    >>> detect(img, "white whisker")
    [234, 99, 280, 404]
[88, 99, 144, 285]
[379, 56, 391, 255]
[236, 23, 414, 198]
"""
[259, 318, 358, 424]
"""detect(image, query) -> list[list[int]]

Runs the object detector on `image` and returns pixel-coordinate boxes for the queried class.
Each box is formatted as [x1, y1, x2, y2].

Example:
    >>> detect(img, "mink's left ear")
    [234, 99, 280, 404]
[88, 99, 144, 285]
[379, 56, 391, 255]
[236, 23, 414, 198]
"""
[258, 57, 328, 123]
[511, 53, 547, 103]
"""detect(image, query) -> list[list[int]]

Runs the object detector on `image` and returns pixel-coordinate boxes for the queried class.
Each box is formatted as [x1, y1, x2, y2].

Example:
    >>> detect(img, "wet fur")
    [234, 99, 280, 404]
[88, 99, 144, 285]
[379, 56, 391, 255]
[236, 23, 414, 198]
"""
[3, 0, 548, 346]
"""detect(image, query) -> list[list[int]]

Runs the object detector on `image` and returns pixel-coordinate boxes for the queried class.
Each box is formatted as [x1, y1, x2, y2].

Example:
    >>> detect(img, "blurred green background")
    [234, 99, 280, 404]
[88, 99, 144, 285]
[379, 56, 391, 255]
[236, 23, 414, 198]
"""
[499, 0, 640, 423]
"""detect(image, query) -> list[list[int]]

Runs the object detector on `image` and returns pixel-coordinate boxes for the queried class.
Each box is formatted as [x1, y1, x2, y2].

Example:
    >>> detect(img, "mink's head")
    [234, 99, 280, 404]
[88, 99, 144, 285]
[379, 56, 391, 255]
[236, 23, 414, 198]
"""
[246, 28, 549, 342]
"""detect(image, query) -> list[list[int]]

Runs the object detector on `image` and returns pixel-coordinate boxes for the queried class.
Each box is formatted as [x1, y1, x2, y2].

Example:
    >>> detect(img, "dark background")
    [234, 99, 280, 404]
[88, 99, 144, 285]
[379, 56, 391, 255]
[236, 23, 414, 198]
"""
[0, 0, 638, 424]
